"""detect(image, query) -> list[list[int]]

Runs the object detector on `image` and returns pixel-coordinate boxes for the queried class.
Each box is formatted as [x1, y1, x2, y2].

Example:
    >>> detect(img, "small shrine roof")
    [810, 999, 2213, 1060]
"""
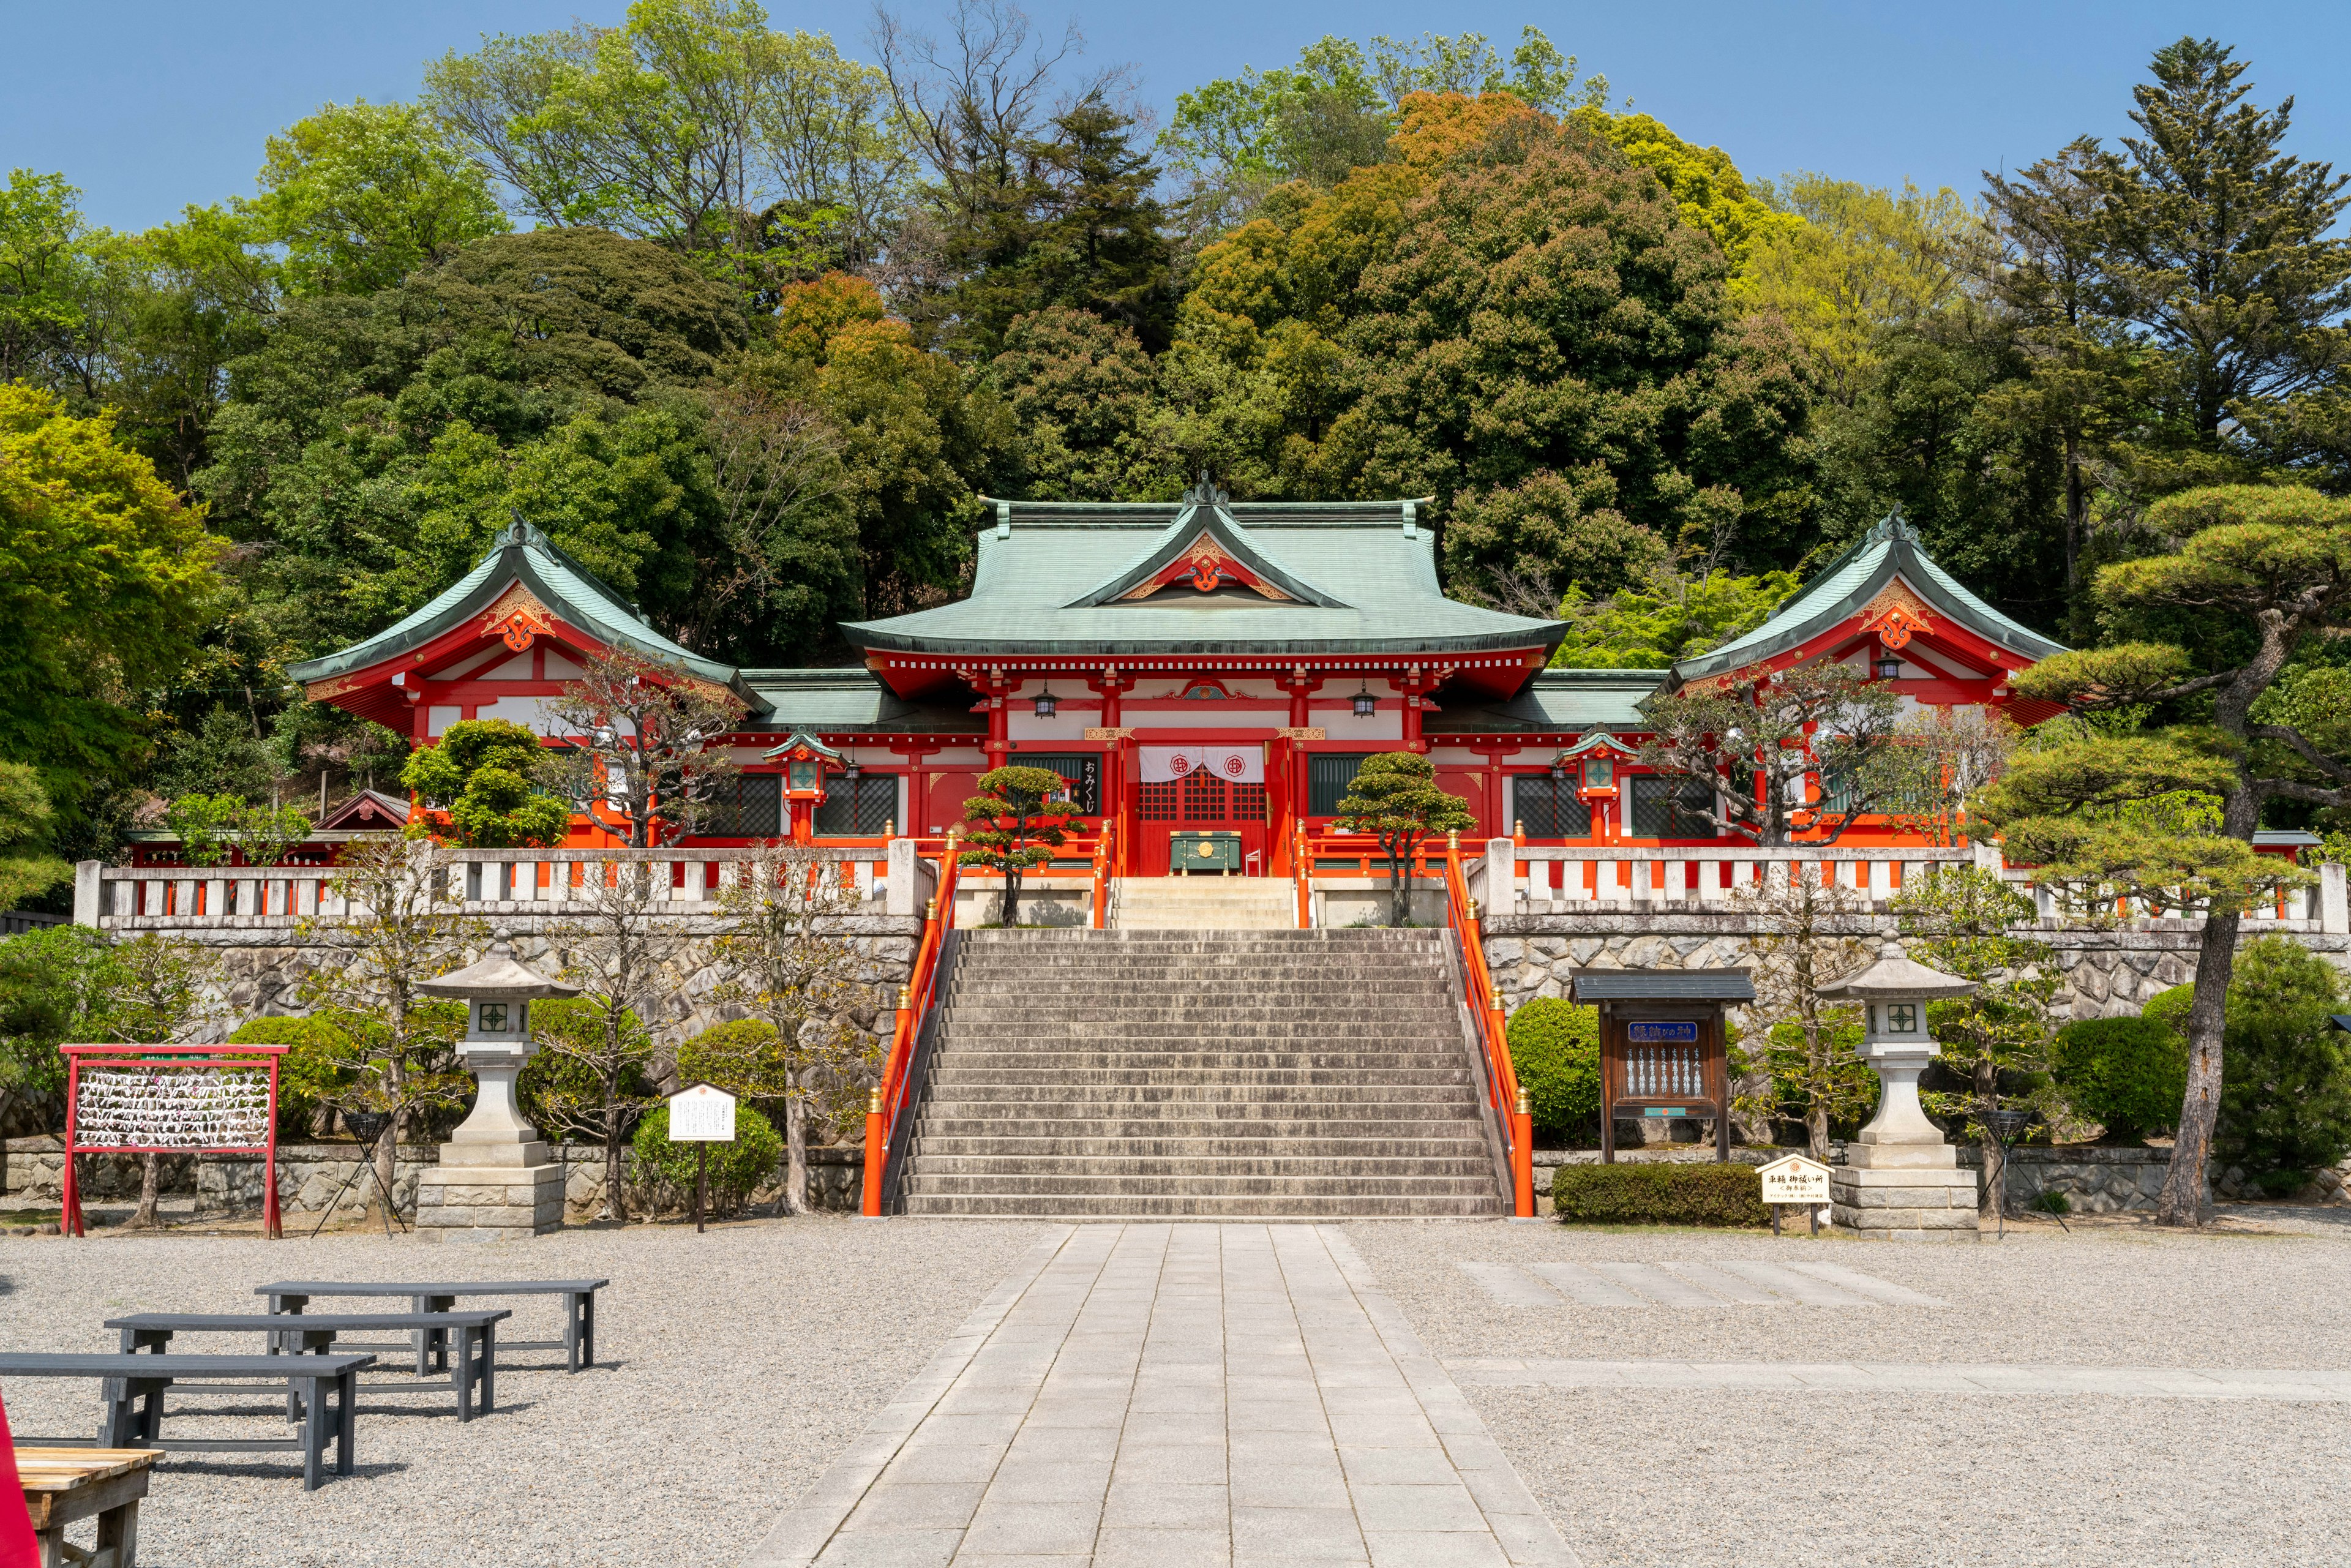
[736, 669, 984, 733]
[842, 492, 1565, 659]
[1670, 512, 2067, 685]
[1423, 670, 1664, 735]
[286, 522, 740, 691]
[1569, 969, 1757, 1002]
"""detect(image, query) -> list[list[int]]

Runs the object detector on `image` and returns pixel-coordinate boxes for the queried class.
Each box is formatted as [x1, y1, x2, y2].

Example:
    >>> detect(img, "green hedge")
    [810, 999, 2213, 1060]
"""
[2049, 1016, 2185, 1143]
[1551, 1162, 1769, 1227]
[1505, 999, 1601, 1136]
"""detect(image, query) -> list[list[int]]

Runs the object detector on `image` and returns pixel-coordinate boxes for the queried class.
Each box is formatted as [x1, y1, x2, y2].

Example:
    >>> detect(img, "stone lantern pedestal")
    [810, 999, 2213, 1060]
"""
[414, 931, 577, 1243]
[1821, 943, 1981, 1241]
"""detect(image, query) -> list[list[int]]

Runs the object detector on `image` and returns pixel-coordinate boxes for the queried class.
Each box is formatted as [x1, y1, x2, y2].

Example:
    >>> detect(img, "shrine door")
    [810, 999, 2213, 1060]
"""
[1134, 765, 1269, 875]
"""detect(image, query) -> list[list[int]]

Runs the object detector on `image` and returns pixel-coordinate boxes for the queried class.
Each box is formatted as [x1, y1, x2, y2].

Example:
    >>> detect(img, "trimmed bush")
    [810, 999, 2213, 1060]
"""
[1551, 1162, 1769, 1227]
[2143, 984, 2192, 1038]
[2214, 936, 2351, 1190]
[1506, 999, 1601, 1138]
[2050, 1016, 2186, 1143]
[630, 1102, 783, 1218]
[227, 1016, 351, 1139]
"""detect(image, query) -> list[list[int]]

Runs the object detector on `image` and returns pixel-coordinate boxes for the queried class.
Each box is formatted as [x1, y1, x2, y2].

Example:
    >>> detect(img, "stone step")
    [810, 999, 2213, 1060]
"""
[936, 1006, 1459, 1024]
[912, 1114, 1485, 1142]
[908, 1135, 1492, 1158]
[928, 1066, 1472, 1087]
[901, 1192, 1505, 1217]
[922, 1051, 1470, 1070]
[904, 1153, 1495, 1177]
[922, 1078, 1476, 1100]
[902, 1171, 1504, 1197]
[936, 1023, 1461, 1039]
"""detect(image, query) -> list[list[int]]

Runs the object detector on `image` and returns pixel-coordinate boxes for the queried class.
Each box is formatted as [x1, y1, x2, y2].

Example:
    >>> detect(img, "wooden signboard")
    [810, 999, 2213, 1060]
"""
[1567, 969, 1753, 1166]
[667, 1083, 737, 1234]
[1758, 1153, 1831, 1236]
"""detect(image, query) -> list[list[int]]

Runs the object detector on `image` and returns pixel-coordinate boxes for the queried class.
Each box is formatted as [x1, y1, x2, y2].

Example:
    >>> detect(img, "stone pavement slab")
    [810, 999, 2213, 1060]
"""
[744, 1225, 1578, 1568]
[1444, 1357, 2351, 1401]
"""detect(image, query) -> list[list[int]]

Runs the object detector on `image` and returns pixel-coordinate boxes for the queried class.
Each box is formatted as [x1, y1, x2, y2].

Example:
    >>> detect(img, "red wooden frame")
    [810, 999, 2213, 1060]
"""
[59, 1044, 288, 1240]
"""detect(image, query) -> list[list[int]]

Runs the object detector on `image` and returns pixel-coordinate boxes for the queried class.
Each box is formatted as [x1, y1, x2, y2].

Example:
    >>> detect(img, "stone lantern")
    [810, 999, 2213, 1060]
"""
[413, 928, 579, 1242]
[1818, 942, 1981, 1240]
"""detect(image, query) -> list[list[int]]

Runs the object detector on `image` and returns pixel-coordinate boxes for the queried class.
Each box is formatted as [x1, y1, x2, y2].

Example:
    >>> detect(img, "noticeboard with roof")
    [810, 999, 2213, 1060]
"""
[1567, 969, 1756, 1163]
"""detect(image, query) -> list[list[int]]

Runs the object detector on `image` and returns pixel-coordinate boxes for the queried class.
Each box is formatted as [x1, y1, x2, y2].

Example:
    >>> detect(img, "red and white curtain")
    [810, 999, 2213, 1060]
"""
[1137, 745, 1263, 783]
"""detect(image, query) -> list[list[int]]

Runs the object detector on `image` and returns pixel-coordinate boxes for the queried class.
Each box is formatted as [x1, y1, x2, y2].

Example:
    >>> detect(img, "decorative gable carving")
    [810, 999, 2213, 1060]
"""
[481, 585, 558, 652]
[1119, 531, 1296, 601]
[1858, 581, 1937, 650]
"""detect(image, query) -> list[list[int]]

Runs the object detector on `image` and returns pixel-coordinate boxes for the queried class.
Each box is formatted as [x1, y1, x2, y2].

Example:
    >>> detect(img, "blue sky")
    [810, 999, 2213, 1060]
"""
[5, 1, 2345, 232]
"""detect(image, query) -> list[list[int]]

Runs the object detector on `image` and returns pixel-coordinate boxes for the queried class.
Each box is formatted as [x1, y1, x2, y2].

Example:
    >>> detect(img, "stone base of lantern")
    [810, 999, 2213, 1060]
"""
[414, 1142, 566, 1242]
[1831, 1144, 1979, 1240]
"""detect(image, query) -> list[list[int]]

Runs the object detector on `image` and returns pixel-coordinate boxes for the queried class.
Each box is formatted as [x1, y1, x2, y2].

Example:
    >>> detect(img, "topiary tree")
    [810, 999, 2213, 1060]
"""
[629, 1101, 784, 1219]
[400, 718, 571, 849]
[2050, 1017, 2187, 1145]
[2211, 936, 2351, 1196]
[1504, 999, 1601, 1141]
[1333, 752, 1474, 927]
[520, 996, 661, 1220]
[960, 765, 1081, 928]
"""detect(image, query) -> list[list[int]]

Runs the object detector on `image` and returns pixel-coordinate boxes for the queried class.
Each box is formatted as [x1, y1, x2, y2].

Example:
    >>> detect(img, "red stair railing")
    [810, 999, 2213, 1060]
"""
[1442, 833, 1534, 1217]
[861, 833, 962, 1217]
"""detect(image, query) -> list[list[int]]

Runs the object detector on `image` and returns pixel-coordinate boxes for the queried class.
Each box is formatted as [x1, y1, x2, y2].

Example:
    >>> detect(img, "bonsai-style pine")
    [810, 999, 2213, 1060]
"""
[400, 718, 571, 848]
[1333, 752, 1474, 927]
[961, 765, 1082, 928]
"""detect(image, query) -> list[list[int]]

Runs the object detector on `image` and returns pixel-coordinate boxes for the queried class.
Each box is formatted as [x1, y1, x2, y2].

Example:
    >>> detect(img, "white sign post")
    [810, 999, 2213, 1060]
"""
[1757, 1153, 1831, 1236]
[668, 1084, 738, 1233]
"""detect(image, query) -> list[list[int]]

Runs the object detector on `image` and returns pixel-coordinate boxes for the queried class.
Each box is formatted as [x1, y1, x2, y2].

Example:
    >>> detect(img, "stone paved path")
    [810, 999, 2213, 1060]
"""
[1450, 1357, 2351, 1400]
[745, 1224, 1577, 1567]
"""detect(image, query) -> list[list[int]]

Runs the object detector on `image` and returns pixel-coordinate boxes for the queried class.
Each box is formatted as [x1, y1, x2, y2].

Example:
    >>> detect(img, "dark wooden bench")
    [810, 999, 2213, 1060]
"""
[257, 1279, 608, 1373]
[18, 1447, 154, 1567]
[0, 1352, 373, 1490]
[104, 1311, 508, 1423]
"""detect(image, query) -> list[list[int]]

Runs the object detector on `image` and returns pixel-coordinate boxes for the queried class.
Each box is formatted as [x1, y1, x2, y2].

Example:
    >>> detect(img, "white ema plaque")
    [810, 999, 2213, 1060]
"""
[1757, 1153, 1831, 1206]
[668, 1083, 738, 1142]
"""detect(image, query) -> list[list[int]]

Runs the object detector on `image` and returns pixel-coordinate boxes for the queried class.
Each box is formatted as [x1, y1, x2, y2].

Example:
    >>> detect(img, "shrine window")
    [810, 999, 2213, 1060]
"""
[1140, 780, 1180, 821]
[1628, 775, 1720, 838]
[1510, 775, 1591, 838]
[815, 774, 897, 835]
[1307, 754, 1371, 816]
[1231, 782, 1267, 824]
[706, 773, 783, 837]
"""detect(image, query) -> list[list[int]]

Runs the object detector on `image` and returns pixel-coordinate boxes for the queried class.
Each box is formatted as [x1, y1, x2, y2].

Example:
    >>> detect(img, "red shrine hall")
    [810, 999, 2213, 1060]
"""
[285, 485, 2075, 869]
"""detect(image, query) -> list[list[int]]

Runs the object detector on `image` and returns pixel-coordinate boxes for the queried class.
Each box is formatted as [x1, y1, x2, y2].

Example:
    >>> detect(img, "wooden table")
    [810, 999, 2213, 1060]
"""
[18, 1448, 153, 1568]
[105, 1311, 509, 1422]
[257, 1279, 608, 1373]
[0, 1353, 372, 1490]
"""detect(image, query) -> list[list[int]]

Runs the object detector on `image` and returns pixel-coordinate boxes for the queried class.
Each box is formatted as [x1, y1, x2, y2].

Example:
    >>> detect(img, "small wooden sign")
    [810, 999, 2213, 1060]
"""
[669, 1083, 737, 1142]
[1758, 1153, 1830, 1205]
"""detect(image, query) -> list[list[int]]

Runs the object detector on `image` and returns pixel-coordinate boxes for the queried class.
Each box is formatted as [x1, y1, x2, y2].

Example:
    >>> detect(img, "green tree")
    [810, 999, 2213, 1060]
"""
[1575, 111, 1801, 276]
[0, 763, 70, 910]
[1732, 872, 1877, 1160]
[400, 719, 571, 849]
[958, 765, 1081, 928]
[2087, 38, 2351, 473]
[0, 169, 97, 389]
[0, 384, 225, 838]
[521, 994, 660, 1220]
[0, 924, 113, 1190]
[1332, 751, 1473, 927]
[2211, 936, 2351, 1195]
[163, 793, 312, 868]
[986, 307, 1158, 501]
[1974, 484, 2351, 1226]
[542, 650, 744, 847]
[1551, 565, 1799, 669]
[1892, 866, 2060, 1215]
[247, 100, 509, 297]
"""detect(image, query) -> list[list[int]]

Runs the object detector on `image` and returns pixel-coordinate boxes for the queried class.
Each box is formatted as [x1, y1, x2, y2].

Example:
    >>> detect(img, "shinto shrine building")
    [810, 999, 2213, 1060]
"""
[285, 483, 2071, 869]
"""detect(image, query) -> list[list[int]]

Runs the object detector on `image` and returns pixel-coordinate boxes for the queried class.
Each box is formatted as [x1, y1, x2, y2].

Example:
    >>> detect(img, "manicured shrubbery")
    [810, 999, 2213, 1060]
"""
[1506, 999, 1601, 1141]
[2049, 1016, 2186, 1144]
[1551, 1162, 1769, 1226]
[2212, 937, 2351, 1196]
[629, 1103, 783, 1218]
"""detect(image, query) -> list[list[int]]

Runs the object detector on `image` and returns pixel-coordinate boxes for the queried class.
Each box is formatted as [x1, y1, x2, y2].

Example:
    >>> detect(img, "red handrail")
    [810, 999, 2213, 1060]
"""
[862, 836, 962, 1216]
[1292, 824, 1312, 928]
[1442, 835, 1533, 1217]
[1090, 819, 1114, 928]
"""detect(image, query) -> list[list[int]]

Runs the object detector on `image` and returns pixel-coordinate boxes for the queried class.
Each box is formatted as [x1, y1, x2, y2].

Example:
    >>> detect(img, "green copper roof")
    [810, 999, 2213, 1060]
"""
[1670, 512, 2067, 685]
[735, 669, 983, 733]
[843, 494, 1566, 659]
[1424, 669, 1665, 734]
[286, 522, 743, 691]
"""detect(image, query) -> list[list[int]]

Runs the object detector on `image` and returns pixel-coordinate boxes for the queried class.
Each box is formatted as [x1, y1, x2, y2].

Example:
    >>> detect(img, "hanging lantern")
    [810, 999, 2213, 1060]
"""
[1033, 682, 1058, 718]
[1352, 679, 1378, 718]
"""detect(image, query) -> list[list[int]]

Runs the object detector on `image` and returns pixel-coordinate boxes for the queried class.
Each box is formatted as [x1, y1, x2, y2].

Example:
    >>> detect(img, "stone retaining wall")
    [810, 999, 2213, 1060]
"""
[4, 1137, 866, 1221]
[1482, 916, 2351, 1022]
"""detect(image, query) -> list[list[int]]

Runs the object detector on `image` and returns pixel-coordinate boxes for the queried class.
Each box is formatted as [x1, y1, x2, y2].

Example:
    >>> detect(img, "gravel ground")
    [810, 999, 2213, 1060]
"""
[0, 1215, 1048, 1567]
[1343, 1212, 2351, 1567]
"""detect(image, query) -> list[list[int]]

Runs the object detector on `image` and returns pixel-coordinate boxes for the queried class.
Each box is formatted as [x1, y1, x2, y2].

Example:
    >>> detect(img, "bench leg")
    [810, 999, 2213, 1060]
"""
[97, 1496, 140, 1568]
[337, 1367, 357, 1475]
[37, 1523, 66, 1568]
[302, 1380, 327, 1491]
[481, 1322, 496, 1413]
[572, 1291, 594, 1371]
[454, 1326, 473, 1423]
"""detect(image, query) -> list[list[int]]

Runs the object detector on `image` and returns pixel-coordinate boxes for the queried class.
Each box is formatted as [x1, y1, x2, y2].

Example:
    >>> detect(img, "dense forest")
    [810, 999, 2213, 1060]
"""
[4, 1, 2350, 886]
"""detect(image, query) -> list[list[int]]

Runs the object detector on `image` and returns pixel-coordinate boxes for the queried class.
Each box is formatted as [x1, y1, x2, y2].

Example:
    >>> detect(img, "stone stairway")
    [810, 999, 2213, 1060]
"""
[897, 928, 1508, 1218]
[1109, 876, 1295, 929]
